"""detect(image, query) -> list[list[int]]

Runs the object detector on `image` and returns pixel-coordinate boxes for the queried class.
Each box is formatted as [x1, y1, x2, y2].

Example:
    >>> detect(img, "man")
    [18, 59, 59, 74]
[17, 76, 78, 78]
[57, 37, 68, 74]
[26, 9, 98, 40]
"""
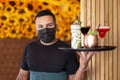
[16, 9, 95, 80]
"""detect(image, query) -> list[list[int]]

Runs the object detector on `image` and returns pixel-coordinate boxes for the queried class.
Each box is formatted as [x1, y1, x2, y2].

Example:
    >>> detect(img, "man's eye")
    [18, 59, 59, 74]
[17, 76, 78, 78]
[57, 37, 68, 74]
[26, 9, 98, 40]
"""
[38, 25, 43, 28]
[48, 24, 53, 26]
[47, 24, 54, 28]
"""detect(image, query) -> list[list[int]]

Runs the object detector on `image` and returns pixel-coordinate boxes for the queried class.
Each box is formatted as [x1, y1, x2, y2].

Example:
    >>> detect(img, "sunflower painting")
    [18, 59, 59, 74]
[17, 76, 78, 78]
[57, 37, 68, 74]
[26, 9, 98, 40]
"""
[0, 0, 80, 41]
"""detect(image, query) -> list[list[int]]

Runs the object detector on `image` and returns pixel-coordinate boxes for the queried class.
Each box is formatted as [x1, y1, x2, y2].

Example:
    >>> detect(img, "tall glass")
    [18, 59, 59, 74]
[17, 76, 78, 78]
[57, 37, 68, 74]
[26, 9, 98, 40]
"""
[96, 26, 110, 47]
[80, 26, 90, 47]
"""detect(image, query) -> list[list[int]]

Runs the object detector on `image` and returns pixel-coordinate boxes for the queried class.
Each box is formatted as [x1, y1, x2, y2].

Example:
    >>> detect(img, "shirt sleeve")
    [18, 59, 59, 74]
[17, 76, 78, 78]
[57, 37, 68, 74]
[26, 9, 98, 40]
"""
[20, 45, 29, 70]
[66, 51, 79, 75]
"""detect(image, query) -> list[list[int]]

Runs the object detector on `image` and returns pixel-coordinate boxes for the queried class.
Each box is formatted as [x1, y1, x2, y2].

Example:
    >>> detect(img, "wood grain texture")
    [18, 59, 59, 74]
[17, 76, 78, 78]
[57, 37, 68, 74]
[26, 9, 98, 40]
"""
[104, 0, 109, 80]
[108, 0, 113, 80]
[95, 0, 100, 80]
[81, 0, 120, 80]
[0, 39, 33, 80]
[118, 0, 120, 80]
[113, 0, 118, 80]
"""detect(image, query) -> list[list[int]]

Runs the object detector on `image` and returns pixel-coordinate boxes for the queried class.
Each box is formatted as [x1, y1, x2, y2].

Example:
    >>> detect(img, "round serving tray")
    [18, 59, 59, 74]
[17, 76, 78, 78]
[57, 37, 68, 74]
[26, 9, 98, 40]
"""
[58, 46, 117, 52]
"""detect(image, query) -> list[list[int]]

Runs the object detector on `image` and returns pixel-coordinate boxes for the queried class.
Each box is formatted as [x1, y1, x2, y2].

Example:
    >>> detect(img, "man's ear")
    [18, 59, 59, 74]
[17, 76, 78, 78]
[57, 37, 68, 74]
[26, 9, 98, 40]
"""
[55, 24, 58, 29]
[55, 24, 58, 28]
[55, 24, 58, 31]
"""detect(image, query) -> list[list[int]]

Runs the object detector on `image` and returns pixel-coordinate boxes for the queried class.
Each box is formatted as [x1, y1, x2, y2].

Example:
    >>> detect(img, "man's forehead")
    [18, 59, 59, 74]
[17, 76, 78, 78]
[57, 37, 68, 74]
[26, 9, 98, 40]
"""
[36, 15, 54, 22]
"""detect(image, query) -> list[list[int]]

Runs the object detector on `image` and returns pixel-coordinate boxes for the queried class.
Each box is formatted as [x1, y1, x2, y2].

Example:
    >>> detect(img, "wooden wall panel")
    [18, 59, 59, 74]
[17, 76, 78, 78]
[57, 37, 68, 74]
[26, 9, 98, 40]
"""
[104, 0, 109, 80]
[118, 0, 120, 80]
[95, 0, 100, 80]
[108, 0, 113, 80]
[0, 39, 33, 80]
[113, 0, 118, 80]
[80, 0, 120, 80]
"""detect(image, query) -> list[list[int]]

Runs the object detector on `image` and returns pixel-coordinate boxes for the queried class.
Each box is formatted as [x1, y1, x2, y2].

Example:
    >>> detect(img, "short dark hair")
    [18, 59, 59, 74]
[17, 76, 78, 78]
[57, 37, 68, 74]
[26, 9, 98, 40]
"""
[35, 9, 56, 22]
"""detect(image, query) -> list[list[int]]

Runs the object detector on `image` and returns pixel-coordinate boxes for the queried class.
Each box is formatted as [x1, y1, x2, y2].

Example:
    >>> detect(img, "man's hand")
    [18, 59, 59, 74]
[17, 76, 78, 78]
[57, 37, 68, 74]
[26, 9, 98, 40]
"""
[16, 69, 29, 80]
[76, 51, 95, 70]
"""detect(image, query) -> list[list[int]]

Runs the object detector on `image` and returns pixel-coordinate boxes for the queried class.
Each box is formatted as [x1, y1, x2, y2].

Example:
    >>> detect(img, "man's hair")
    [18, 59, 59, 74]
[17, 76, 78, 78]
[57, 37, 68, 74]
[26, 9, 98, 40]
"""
[35, 9, 56, 22]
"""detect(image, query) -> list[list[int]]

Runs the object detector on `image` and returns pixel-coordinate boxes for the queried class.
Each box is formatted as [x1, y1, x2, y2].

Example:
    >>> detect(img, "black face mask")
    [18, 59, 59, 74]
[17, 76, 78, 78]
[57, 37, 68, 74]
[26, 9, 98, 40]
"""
[38, 28, 56, 43]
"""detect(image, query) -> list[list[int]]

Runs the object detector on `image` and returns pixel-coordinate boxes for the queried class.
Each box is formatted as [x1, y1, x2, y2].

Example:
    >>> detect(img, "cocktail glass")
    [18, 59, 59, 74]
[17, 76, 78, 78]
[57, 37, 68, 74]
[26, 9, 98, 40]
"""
[96, 26, 110, 47]
[80, 26, 90, 47]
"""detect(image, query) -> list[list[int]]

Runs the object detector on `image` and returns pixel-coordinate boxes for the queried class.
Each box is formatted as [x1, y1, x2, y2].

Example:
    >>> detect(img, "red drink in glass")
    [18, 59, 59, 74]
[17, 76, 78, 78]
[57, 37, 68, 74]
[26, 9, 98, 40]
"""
[80, 26, 90, 47]
[96, 26, 110, 47]
[81, 27, 90, 35]
[96, 27, 110, 38]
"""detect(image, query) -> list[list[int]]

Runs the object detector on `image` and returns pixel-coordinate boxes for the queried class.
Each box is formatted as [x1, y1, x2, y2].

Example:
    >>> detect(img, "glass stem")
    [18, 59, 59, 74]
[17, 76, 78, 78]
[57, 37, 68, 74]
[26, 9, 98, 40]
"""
[84, 35, 85, 47]
[101, 38, 104, 47]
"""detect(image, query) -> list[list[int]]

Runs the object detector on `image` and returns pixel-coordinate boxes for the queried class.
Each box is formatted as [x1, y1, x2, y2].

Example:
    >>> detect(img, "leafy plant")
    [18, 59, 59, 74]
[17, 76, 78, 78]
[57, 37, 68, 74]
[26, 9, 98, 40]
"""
[90, 30, 98, 35]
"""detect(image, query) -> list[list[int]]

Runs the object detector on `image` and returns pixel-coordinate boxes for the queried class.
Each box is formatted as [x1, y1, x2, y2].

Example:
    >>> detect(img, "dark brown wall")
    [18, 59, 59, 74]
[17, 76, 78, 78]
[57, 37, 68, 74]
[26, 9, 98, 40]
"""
[0, 39, 33, 80]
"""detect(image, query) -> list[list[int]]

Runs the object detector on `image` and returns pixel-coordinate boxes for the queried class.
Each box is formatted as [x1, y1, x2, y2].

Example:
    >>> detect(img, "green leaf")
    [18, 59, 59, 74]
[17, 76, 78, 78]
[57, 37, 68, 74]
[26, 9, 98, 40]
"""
[90, 30, 98, 35]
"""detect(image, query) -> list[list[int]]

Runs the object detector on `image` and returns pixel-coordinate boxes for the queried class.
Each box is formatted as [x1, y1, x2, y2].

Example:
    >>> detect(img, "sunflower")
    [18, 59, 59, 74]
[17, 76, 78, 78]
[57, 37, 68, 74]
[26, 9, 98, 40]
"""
[0, 0, 80, 41]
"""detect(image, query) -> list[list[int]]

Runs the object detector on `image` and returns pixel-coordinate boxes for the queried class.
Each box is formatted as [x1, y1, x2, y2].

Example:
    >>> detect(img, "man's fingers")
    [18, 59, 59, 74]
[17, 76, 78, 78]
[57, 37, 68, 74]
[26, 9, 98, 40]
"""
[87, 51, 95, 59]
[76, 51, 81, 56]
[76, 51, 88, 57]
[76, 51, 95, 59]
[81, 51, 88, 57]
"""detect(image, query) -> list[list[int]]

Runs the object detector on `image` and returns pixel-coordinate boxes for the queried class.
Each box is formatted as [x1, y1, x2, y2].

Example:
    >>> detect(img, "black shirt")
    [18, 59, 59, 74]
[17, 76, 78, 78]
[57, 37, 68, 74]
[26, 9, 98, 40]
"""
[20, 40, 79, 75]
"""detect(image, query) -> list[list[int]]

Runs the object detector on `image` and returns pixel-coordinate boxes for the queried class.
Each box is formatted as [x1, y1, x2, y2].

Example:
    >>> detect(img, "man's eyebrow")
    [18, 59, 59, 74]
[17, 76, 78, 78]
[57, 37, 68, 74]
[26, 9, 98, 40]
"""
[47, 23, 53, 25]
[37, 24, 42, 26]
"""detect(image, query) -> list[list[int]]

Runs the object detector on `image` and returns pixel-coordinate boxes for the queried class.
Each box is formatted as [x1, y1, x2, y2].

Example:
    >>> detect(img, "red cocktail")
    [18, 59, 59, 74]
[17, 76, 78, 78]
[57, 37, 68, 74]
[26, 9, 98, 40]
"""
[96, 27, 110, 38]
[96, 26, 110, 46]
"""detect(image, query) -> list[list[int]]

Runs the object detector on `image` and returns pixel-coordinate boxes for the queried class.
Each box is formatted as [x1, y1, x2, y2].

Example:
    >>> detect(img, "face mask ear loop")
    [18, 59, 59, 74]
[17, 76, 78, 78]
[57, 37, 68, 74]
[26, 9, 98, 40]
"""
[54, 24, 57, 31]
